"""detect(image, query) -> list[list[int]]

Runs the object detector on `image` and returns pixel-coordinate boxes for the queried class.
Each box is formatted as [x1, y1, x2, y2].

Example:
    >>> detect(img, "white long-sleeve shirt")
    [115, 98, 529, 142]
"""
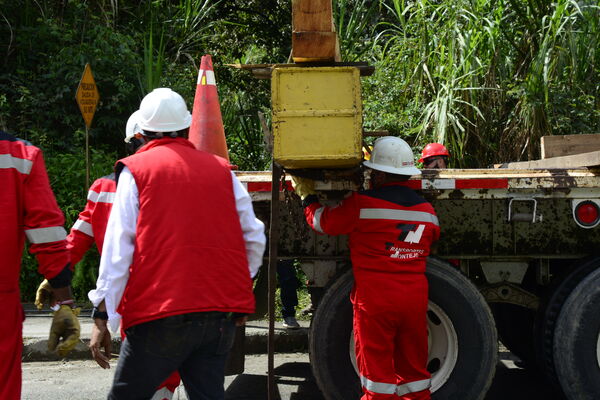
[88, 166, 266, 332]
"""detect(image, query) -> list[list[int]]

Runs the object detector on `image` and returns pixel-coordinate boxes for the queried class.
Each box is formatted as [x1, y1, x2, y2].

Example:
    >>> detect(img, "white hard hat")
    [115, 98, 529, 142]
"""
[124, 111, 143, 143]
[137, 88, 192, 132]
[363, 136, 422, 176]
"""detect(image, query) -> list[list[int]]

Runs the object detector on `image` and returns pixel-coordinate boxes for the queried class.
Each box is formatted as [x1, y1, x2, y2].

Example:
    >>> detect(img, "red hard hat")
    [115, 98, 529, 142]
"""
[419, 143, 450, 163]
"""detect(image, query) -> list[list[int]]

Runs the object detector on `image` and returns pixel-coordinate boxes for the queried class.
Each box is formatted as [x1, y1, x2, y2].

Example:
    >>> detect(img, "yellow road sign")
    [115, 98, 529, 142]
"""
[75, 63, 99, 128]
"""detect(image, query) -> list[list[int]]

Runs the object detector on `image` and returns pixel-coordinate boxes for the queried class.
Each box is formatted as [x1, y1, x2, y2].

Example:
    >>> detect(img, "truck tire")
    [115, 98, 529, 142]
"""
[534, 258, 600, 387]
[309, 258, 497, 400]
[553, 267, 600, 400]
[309, 268, 361, 399]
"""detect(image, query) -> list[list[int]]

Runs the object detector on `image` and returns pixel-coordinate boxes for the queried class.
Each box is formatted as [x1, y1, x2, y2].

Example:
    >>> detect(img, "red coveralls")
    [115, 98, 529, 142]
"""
[304, 183, 440, 400]
[67, 174, 116, 265]
[68, 174, 180, 398]
[0, 131, 70, 400]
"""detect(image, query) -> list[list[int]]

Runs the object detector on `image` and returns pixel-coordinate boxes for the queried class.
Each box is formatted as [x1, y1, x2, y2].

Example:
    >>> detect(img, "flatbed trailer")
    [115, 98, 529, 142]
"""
[237, 166, 600, 400]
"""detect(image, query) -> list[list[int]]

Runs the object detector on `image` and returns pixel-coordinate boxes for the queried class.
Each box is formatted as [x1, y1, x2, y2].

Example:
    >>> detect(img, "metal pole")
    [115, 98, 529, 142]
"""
[267, 162, 282, 400]
[85, 126, 90, 191]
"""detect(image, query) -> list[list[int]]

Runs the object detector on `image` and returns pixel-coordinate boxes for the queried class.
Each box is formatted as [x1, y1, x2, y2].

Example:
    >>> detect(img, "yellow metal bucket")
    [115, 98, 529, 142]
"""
[271, 67, 363, 169]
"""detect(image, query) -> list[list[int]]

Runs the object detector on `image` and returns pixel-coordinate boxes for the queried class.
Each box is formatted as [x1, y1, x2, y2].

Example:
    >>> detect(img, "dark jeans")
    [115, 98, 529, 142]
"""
[277, 260, 299, 318]
[108, 312, 236, 400]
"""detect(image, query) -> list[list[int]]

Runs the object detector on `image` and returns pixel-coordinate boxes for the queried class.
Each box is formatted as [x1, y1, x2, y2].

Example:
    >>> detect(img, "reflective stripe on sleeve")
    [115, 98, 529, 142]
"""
[73, 219, 94, 237]
[0, 154, 33, 174]
[360, 208, 439, 226]
[312, 206, 326, 233]
[25, 226, 67, 244]
[396, 378, 431, 396]
[360, 376, 396, 395]
[87, 190, 115, 204]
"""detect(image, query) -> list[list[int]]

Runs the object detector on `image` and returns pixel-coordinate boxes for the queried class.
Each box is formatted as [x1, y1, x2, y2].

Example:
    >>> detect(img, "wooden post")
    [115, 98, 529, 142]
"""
[292, 0, 340, 62]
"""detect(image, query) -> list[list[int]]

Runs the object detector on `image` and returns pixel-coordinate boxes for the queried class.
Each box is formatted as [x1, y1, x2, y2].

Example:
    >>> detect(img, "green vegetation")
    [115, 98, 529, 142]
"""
[365, 0, 600, 166]
[1, 0, 598, 299]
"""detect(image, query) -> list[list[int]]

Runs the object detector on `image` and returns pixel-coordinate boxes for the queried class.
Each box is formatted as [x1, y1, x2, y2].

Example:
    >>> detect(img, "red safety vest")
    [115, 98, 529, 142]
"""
[67, 174, 116, 265]
[116, 138, 254, 330]
[0, 131, 68, 289]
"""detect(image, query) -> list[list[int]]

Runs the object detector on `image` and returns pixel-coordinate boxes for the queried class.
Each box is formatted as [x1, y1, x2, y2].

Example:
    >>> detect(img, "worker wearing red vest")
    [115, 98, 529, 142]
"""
[294, 137, 440, 400]
[88, 88, 266, 399]
[419, 143, 450, 169]
[0, 131, 78, 399]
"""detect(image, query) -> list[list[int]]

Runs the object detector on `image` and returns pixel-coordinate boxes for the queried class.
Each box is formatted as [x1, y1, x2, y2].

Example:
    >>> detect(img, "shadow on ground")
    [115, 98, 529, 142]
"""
[226, 362, 324, 400]
[226, 351, 566, 400]
[485, 351, 565, 400]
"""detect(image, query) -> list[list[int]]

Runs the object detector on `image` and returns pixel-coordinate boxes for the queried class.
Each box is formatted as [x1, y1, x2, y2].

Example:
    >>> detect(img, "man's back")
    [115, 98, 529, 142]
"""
[1, 131, 34, 275]
[304, 182, 440, 275]
[350, 183, 439, 274]
[115, 137, 255, 329]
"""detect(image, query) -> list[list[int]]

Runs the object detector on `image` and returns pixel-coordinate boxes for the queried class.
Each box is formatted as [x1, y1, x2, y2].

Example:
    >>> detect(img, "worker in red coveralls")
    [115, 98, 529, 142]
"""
[293, 136, 440, 400]
[34, 111, 180, 399]
[88, 88, 265, 400]
[0, 130, 79, 399]
[419, 143, 450, 169]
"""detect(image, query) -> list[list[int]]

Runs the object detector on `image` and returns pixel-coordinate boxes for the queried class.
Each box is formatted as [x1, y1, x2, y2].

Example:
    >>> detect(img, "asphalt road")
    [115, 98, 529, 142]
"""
[22, 350, 564, 400]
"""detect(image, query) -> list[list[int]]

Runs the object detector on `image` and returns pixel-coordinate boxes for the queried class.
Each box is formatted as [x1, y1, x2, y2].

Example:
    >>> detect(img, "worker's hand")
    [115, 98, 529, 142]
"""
[34, 279, 55, 310]
[89, 319, 112, 369]
[48, 305, 81, 357]
[234, 315, 248, 327]
[290, 176, 316, 200]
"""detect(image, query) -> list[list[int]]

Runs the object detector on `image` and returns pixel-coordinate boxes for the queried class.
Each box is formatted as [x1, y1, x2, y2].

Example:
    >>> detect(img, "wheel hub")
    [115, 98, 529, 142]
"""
[348, 301, 459, 393]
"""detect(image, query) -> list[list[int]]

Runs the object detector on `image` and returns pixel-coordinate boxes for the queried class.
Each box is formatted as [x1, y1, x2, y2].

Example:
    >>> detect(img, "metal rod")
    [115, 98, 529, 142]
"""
[85, 126, 90, 191]
[267, 162, 282, 400]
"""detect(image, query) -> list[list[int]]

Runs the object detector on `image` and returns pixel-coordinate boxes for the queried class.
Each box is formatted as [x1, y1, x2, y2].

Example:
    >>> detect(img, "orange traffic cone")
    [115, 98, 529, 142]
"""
[188, 54, 230, 161]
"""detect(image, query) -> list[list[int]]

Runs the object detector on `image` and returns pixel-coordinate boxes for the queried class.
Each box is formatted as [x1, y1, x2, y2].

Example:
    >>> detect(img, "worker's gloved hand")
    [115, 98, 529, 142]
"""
[290, 176, 316, 200]
[34, 279, 55, 310]
[362, 145, 373, 161]
[48, 305, 81, 357]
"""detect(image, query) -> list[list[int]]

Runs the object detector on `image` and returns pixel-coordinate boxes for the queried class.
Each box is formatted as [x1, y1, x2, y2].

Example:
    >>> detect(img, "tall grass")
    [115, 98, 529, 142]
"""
[166, 0, 221, 64]
[333, 0, 381, 61]
[221, 90, 271, 171]
[137, 0, 221, 94]
[373, 0, 600, 166]
[141, 16, 165, 94]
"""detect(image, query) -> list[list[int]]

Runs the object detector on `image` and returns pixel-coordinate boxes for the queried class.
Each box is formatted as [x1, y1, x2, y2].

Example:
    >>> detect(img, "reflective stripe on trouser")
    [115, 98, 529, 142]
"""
[156, 370, 181, 397]
[360, 376, 431, 397]
[354, 275, 430, 400]
[150, 386, 174, 400]
[0, 292, 23, 400]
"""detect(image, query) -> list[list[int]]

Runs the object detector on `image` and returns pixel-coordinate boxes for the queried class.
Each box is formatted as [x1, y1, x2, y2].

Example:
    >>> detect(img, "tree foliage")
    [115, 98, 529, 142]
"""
[1, 0, 598, 299]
